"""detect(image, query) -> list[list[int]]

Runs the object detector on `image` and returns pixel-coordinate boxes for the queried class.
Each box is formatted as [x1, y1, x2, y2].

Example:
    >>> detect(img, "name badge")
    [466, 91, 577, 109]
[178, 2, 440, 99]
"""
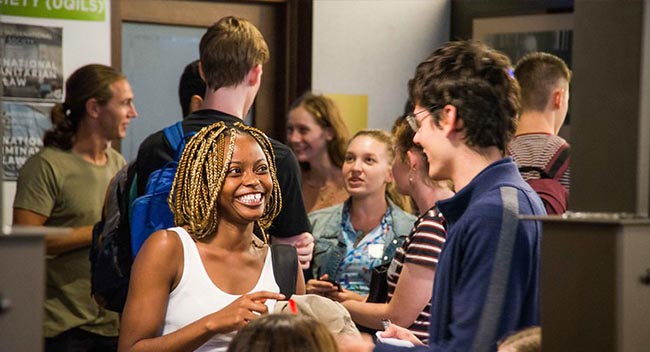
[367, 243, 384, 259]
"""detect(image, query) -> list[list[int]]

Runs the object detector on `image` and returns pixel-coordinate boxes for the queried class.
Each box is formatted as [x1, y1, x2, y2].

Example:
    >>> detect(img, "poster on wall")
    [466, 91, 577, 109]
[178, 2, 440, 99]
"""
[2, 102, 53, 181]
[1, 23, 63, 102]
[1, 23, 60, 180]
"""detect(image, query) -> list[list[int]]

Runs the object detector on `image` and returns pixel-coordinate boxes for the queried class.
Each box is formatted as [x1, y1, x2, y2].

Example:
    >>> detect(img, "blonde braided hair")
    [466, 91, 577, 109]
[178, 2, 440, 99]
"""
[169, 121, 282, 241]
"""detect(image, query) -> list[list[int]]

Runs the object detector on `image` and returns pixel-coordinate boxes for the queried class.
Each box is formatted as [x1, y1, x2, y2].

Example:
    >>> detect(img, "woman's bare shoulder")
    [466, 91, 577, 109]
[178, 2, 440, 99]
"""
[135, 228, 185, 267]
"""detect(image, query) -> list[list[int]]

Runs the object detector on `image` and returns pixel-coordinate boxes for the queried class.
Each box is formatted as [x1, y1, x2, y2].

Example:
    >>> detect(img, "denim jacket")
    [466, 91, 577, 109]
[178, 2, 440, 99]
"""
[309, 198, 416, 280]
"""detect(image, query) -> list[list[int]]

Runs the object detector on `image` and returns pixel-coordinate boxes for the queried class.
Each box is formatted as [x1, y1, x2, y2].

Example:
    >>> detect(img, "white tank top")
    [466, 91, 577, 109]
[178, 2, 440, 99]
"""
[161, 227, 280, 352]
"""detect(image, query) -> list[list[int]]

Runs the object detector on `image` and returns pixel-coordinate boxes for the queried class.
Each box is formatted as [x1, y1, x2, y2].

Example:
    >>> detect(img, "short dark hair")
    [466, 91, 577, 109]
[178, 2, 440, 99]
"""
[178, 60, 205, 117]
[515, 52, 571, 112]
[199, 16, 269, 91]
[409, 40, 520, 154]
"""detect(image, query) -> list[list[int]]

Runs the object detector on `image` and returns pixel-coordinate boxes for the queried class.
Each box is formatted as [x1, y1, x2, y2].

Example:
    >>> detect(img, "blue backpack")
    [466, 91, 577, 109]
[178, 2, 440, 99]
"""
[130, 121, 193, 257]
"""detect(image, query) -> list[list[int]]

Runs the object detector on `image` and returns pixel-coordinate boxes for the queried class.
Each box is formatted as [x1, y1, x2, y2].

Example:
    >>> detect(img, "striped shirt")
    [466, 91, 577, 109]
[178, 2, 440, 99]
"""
[507, 133, 571, 192]
[385, 206, 446, 343]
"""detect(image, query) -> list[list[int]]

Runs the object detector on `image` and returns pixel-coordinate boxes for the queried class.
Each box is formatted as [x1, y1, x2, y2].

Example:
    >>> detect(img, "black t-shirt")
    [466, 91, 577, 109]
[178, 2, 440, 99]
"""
[134, 109, 310, 238]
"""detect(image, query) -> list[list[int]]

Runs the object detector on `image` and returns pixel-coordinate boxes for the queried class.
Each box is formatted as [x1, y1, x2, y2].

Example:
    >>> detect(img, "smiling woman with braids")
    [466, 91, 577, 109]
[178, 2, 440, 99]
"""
[118, 122, 304, 352]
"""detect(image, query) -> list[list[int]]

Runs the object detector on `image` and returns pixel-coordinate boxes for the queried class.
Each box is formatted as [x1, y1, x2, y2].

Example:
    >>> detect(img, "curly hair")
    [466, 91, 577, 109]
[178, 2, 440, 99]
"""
[409, 40, 520, 154]
[169, 121, 282, 241]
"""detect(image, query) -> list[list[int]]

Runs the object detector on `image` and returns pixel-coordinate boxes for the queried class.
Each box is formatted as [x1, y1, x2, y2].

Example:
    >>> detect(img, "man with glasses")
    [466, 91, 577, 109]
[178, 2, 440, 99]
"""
[374, 40, 545, 352]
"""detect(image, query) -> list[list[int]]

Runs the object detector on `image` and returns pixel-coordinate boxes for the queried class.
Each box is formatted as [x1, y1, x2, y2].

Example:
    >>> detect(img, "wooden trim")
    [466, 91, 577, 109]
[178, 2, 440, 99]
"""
[236, 0, 287, 3]
[272, 0, 312, 140]
[120, 0, 275, 27]
[294, 0, 312, 99]
[111, 0, 121, 69]
[111, 0, 123, 152]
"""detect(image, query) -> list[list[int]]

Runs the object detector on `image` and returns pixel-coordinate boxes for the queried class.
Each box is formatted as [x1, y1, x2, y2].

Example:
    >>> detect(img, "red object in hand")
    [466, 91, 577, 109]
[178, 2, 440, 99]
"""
[288, 298, 298, 314]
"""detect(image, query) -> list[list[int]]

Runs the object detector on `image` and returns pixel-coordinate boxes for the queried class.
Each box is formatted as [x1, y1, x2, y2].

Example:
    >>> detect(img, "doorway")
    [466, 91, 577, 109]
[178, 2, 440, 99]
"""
[112, 0, 312, 157]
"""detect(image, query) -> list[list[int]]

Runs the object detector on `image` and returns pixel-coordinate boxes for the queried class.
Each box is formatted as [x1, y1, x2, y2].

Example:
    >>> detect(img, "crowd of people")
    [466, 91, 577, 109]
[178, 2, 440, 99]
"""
[13, 14, 574, 352]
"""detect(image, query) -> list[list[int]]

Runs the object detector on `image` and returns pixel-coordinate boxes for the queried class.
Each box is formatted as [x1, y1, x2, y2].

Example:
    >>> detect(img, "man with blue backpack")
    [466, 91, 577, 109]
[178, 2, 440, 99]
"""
[91, 17, 314, 314]
[133, 16, 314, 265]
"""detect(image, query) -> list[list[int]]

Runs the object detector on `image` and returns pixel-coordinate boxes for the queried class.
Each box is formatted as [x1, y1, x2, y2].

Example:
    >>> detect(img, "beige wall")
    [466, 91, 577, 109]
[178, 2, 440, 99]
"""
[312, 0, 451, 131]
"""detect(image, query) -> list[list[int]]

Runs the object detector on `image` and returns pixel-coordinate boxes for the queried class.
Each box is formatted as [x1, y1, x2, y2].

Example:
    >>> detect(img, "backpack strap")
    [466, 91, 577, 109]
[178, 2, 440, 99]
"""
[271, 244, 298, 297]
[518, 166, 550, 179]
[163, 121, 186, 160]
[518, 143, 570, 180]
[544, 143, 570, 180]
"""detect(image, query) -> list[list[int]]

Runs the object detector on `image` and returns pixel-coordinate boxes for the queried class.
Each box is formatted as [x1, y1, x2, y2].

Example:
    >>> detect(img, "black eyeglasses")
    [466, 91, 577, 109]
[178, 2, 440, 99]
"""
[405, 105, 440, 132]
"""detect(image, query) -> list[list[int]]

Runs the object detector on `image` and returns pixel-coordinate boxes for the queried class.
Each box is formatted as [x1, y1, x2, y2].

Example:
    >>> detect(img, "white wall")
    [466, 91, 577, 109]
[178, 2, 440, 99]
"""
[312, 0, 450, 130]
[1, 0, 450, 225]
[1, 2, 112, 227]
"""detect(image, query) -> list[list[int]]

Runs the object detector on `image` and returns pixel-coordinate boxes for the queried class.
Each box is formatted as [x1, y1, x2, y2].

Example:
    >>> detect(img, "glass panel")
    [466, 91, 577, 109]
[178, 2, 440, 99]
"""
[121, 23, 203, 162]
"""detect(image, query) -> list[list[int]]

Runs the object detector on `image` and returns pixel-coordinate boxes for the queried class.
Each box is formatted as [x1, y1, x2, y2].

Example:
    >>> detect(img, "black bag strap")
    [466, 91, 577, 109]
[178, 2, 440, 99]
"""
[271, 244, 298, 297]
[473, 186, 520, 352]
[518, 144, 570, 180]
[518, 165, 550, 179]
[544, 144, 570, 179]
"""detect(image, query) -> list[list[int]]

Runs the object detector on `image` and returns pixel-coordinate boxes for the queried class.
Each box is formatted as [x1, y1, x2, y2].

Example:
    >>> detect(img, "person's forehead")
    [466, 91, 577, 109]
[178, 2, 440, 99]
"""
[234, 133, 262, 149]
[110, 79, 132, 97]
[348, 136, 388, 156]
[288, 107, 320, 126]
[232, 133, 266, 156]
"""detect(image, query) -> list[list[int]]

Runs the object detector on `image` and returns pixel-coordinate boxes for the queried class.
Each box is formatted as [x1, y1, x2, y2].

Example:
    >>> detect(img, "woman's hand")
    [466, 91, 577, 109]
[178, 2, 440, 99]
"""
[209, 291, 285, 334]
[325, 288, 365, 303]
[305, 274, 340, 295]
[271, 232, 314, 269]
[378, 324, 425, 346]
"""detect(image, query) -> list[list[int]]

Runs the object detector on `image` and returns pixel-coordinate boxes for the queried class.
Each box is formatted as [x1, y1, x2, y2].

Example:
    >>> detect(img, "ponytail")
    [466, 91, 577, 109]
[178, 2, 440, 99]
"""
[43, 103, 76, 149]
[43, 64, 125, 150]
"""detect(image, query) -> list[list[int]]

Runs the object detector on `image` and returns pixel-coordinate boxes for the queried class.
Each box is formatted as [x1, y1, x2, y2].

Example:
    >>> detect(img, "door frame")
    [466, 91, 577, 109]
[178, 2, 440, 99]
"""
[111, 0, 312, 141]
